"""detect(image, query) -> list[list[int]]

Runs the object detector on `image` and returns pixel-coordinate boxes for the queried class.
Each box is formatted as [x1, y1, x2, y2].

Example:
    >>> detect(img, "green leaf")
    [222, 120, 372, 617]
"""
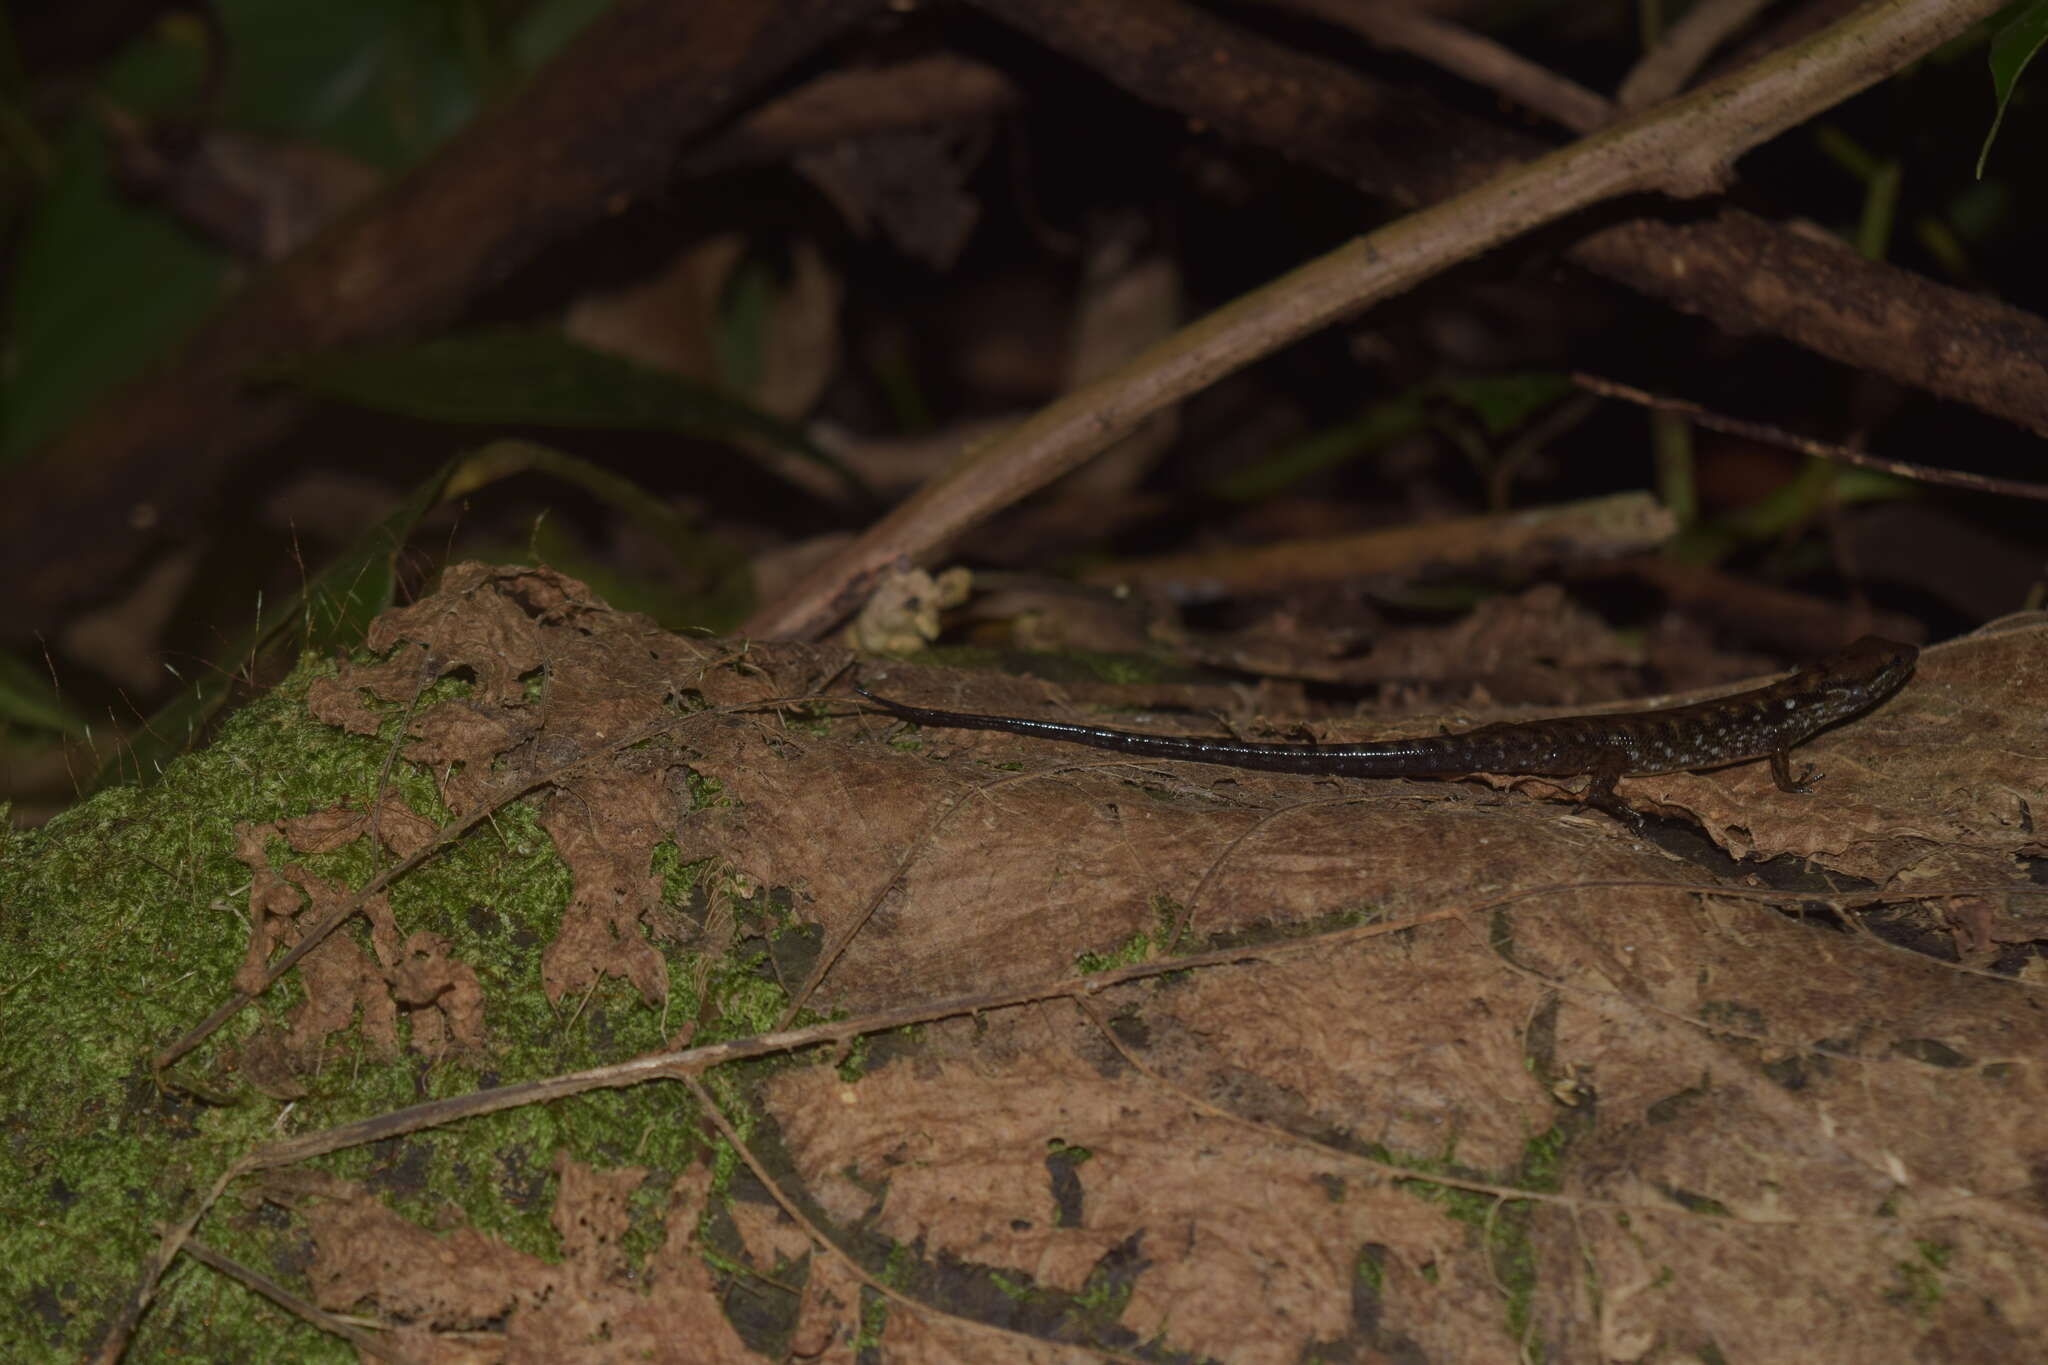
[284, 327, 872, 501]
[2, 123, 231, 464]
[1433, 371, 1575, 438]
[211, 0, 481, 168]
[716, 251, 779, 396]
[0, 652, 87, 736]
[1209, 398, 1428, 501]
[1978, 0, 2048, 177]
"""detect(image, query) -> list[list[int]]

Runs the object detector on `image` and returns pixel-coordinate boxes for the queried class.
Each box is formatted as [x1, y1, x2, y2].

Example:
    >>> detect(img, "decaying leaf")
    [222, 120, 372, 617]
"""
[75, 567, 2045, 1359]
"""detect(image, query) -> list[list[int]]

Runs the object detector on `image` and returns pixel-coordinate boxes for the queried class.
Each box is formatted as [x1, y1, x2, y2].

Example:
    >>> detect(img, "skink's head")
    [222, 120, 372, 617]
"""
[1814, 635, 1919, 715]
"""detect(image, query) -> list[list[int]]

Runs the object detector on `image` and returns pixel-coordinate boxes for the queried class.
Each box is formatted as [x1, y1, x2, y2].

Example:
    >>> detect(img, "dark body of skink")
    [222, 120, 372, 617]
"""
[857, 636, 1917, 819]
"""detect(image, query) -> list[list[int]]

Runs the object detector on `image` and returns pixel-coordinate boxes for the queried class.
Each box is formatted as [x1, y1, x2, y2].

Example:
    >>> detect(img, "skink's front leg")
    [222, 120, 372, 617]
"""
[1768, 750, 1819, 794]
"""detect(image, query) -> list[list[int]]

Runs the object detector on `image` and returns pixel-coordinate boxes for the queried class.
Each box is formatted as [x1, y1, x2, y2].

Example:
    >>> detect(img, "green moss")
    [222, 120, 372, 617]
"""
[1071, 889, 1199, 972]
[0, 652, 804, 1358]
[853, 1242, 915, 1348]
[834, 1033, 872, 1082]
[1887, 1240, 1952, 1314]
[1377, 1127, 1577, 1361]
[1071, 1263, 1132, 1318]
[1074, 930, 1154, 974]
[989, 1270, 1034, 1303]
[1518, 1124, 1571, 1194]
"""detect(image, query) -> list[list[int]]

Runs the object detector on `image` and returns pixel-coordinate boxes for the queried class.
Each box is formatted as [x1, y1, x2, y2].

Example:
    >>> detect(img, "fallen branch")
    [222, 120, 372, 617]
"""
[745, 0, 2000, 640]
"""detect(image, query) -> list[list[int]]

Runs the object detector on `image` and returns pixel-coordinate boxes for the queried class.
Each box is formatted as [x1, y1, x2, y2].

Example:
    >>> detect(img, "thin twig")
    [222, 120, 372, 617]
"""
[180, 1239, 419, 1365]
[91, 1158, 256, 1364]
[1271, 0, 1611, 131]
[240, 874, 2048, 1175]
[1573, 373, 2048, 502]
[1618, 0, 1778, 111]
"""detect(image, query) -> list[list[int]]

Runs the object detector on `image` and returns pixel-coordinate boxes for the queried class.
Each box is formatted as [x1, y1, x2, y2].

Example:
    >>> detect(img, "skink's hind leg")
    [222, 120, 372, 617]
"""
[1575, 763, 1643, 830]
[1769, 750, 1820, 794]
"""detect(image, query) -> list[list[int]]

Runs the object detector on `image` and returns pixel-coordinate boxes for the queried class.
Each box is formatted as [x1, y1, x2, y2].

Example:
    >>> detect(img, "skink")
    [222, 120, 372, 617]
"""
[857, 636, 1917, 820]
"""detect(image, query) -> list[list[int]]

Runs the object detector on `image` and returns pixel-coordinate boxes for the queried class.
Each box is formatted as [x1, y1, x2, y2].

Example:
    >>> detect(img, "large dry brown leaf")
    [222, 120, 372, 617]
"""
[288, 568, 2045, 1360]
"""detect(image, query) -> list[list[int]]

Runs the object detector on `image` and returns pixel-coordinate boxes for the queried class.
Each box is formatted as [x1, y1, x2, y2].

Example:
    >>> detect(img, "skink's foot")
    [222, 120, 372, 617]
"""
[1576, 772, 1644, 830]
[1769, 749, 1821, 794]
